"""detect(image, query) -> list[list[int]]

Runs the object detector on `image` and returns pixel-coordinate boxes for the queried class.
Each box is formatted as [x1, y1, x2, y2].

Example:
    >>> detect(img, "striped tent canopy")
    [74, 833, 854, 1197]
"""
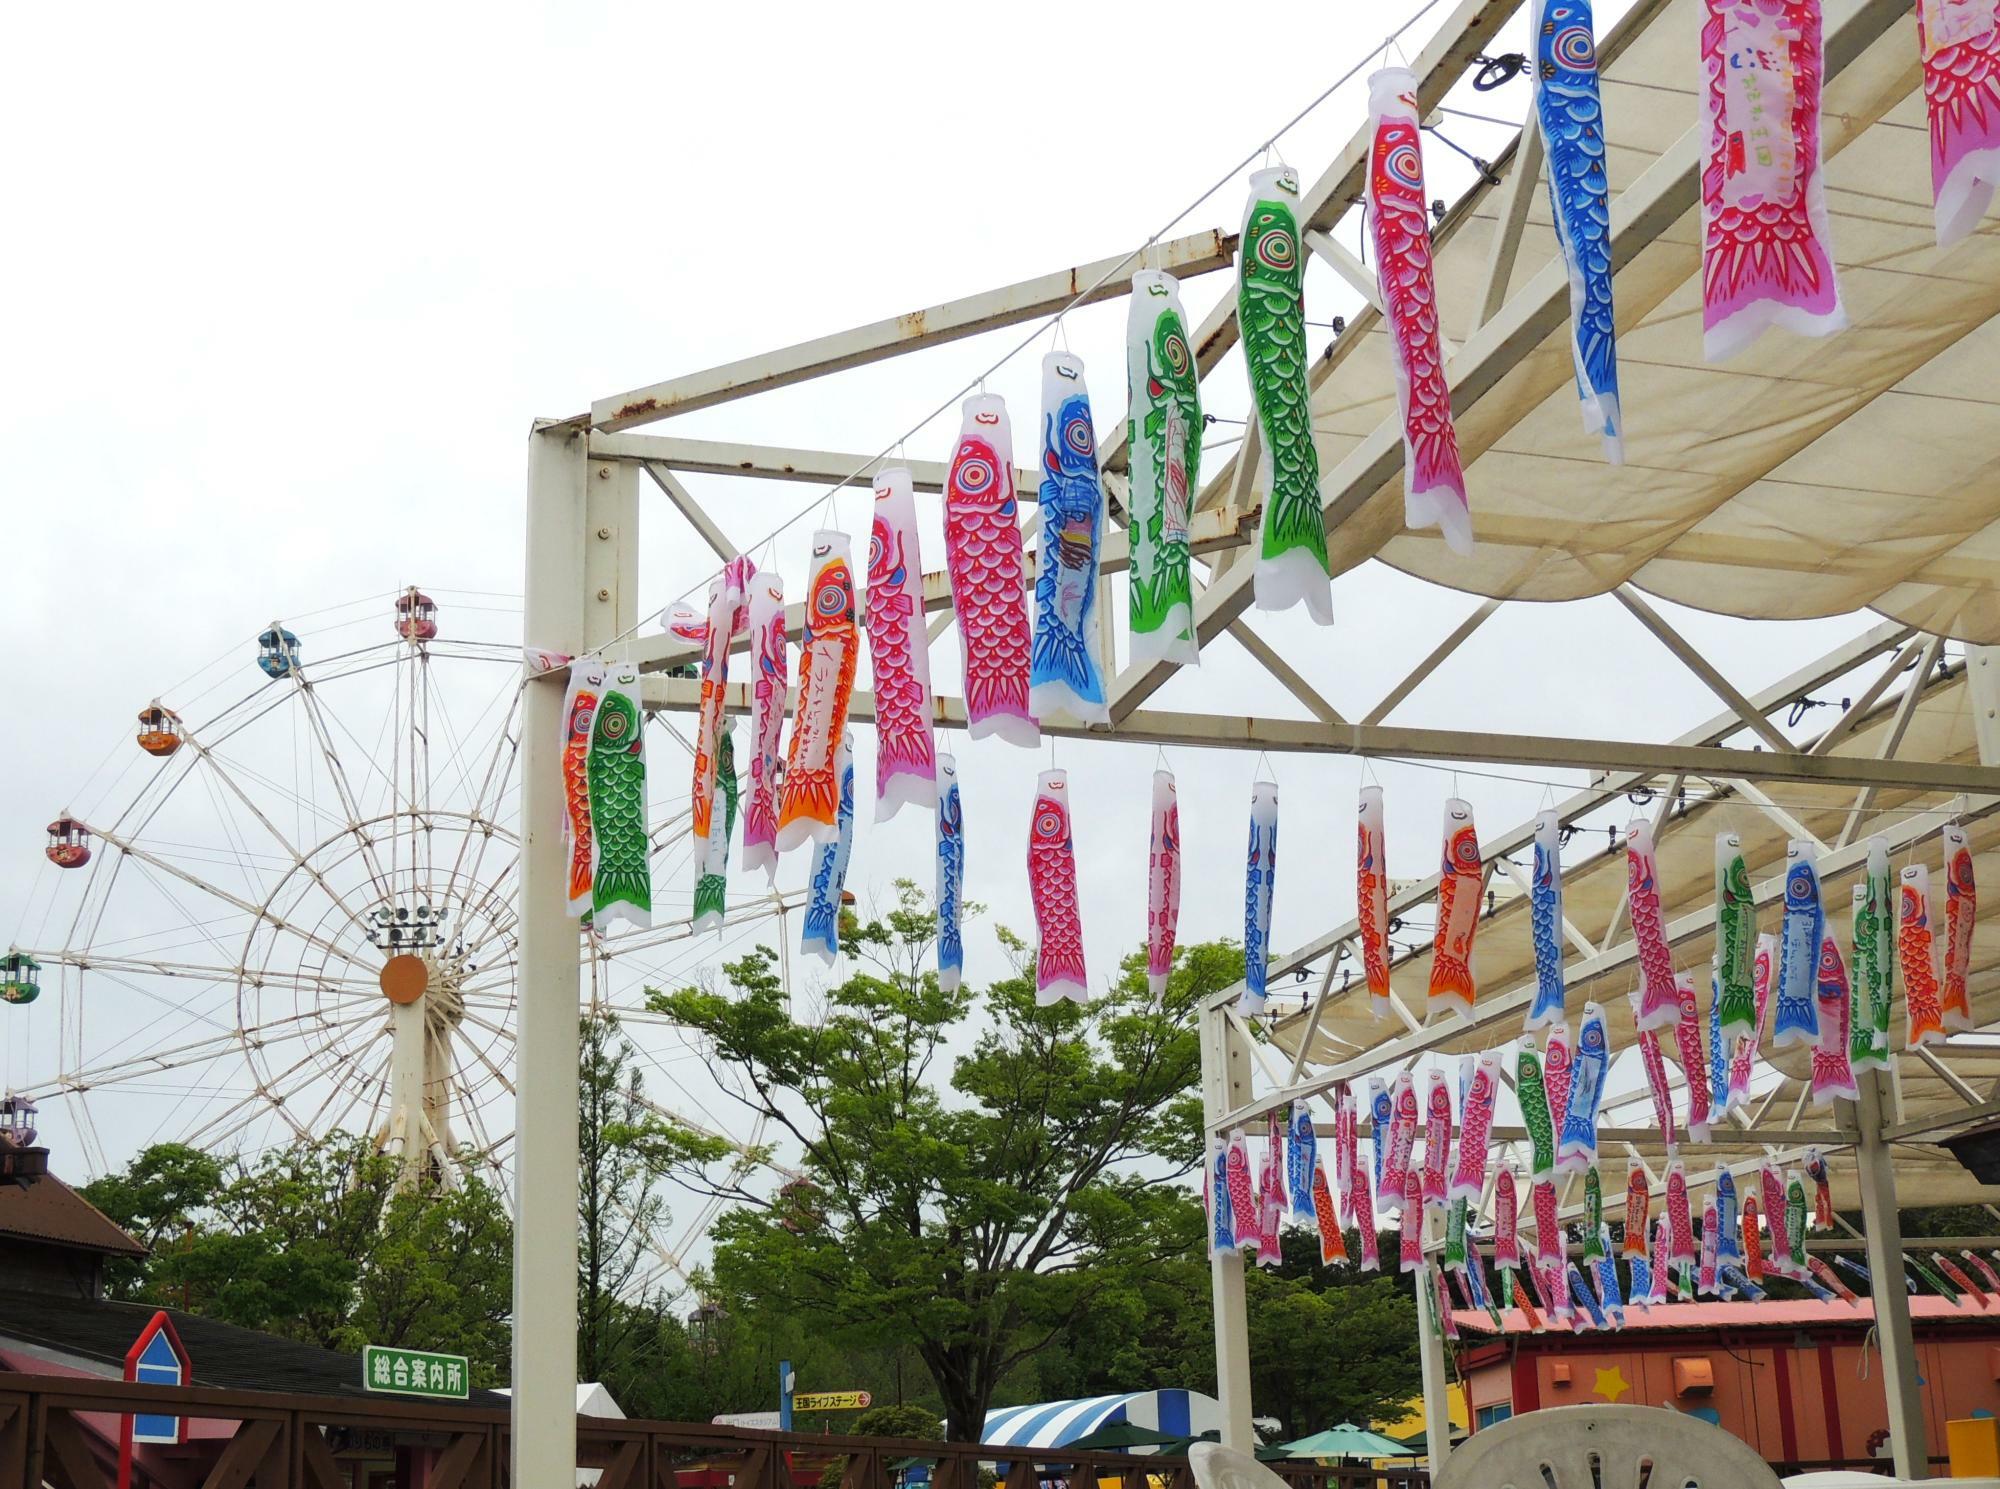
[981, 1391, 1221, 1452]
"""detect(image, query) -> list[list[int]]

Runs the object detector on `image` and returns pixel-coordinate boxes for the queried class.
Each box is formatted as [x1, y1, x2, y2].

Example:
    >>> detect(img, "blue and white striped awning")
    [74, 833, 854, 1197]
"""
[979, 1390, 1219, 1451]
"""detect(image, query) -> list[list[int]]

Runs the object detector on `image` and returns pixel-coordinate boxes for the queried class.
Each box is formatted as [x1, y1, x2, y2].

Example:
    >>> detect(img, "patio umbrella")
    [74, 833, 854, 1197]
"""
[1157, 1433, 1289, 1462]
[1063, 1422, 1184, 1452]
[1274, 1425, 1415, 1460]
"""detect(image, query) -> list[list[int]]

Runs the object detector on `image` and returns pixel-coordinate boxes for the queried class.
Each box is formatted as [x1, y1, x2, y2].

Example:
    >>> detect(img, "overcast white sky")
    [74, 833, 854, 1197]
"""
[0, 1, 1879, 1189]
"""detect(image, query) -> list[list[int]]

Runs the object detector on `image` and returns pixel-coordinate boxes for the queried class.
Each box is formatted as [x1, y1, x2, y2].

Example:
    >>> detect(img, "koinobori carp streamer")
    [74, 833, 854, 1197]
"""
[1146, 769, 1180, 996]
[866, 468, 938, 821]
[1030, 352, 1108, 727]
[1242, 779, 1278, 1014]
[1431, 798, 1482, 1020]
[943, 394, 1036, 748]
[741, 572, 788, 881]
[1125, 271, 1201, 667]
[777, 532, 859, 852]
[1359, 786, 1394, 1020]
[1027, 769, 1087, 1005]
[801, 734, 856, 963]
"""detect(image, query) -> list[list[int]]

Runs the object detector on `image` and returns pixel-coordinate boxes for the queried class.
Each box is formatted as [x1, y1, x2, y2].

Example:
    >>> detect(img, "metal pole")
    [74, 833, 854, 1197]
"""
[512, 421, 588, 1488]
[1854, 1068, 1929, 1480]
[1415, 1232, 1452, 1471]
[1201, 1006, 1255, 1452]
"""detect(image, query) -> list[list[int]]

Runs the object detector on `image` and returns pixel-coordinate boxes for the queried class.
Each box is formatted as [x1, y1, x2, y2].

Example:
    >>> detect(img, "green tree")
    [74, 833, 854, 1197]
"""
[644, 882, 1212, 1440]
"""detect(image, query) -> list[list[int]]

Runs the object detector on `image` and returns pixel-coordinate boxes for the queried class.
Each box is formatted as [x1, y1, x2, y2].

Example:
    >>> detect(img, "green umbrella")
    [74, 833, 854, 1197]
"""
[1064, 1422, 1183, 1452]
[1274, 1425, 1416, 1460]
[1156, 1433, 1289, 1462]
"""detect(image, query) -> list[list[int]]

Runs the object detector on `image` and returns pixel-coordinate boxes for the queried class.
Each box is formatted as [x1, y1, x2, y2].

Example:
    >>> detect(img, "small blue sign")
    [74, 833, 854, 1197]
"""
[125, 1314, 189, 1445]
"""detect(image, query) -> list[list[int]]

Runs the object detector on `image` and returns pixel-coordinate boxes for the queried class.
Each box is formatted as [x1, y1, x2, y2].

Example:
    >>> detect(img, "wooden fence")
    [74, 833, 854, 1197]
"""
[0, 1373, 1430, 1489]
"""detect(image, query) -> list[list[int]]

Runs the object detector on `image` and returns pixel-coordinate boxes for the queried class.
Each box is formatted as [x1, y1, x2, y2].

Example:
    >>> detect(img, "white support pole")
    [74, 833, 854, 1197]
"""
[1854, 1069, 1929, 1480]
[1201, 1006, 1255, 1452]
[513, 420, 590, 1488]
[1413, 1258, 1453, 1471]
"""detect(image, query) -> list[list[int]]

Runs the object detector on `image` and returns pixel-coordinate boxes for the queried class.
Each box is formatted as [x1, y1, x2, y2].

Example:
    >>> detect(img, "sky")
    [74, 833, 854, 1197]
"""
[0, 0, 1883, 1245]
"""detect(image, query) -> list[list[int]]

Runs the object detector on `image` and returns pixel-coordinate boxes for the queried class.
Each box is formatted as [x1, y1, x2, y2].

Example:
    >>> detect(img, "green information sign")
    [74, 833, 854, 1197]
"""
[363, 1344, 470, 1399]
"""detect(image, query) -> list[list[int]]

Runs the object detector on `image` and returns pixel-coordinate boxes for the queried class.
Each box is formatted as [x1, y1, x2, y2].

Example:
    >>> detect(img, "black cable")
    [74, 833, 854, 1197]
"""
[1420, 123, 1502, 184]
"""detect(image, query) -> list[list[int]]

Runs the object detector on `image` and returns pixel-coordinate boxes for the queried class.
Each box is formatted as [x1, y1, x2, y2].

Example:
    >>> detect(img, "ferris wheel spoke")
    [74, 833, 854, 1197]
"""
[287, 675, 396, 903]
[29, 949, 376, 997]
[295, 1023, 392, 1138]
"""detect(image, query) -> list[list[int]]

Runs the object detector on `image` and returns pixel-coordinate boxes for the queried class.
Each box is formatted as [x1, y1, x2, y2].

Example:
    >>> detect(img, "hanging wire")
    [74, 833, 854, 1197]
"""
[615, 0, 1451, 648]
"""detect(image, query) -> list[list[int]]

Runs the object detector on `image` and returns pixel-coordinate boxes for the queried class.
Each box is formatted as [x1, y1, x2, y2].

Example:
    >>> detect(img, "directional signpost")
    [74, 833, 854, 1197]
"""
[363, 1343, 470, 1399]
[793, 1392, 872, 1412]
[119, 1312, 191, 1489]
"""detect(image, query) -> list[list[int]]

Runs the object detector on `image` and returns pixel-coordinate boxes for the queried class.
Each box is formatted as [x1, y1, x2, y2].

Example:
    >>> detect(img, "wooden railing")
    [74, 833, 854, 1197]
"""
[0, 1373, 1431, 1489]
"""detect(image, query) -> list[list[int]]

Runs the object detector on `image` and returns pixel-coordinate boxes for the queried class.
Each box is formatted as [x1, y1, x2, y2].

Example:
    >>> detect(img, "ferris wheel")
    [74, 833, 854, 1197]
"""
[0, 588, 799, 1288]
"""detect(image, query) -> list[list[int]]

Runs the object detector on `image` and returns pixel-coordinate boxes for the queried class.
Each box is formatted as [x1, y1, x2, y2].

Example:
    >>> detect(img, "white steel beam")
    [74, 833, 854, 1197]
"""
[1200, 1006, 1256, 1452]
[1361, 598, 1501, 725]
[1477, 126, 1543, 326]
[1854, 1070, 1931, 1480]
[1837, 636, 1946, 847]
[641, 462, 736, 561]
[1615, 587, 1795, 752]
[590, 428, 1038, 498]
[591, 229, 1236, 432]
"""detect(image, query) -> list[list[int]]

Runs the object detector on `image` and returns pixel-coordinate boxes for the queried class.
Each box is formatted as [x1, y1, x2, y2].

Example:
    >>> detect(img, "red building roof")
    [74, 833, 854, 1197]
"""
[0, 1171, 147, 1257]
[1454, 1296, 2000, 1335]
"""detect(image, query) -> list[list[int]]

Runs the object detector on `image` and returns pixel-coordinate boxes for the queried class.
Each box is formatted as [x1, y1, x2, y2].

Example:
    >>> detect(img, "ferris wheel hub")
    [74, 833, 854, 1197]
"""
[379, 954, 428, 1006]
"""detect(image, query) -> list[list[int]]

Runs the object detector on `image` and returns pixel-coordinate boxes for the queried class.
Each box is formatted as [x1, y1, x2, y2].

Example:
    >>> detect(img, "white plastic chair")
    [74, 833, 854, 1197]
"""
[1430, 1405, 1783, 1489]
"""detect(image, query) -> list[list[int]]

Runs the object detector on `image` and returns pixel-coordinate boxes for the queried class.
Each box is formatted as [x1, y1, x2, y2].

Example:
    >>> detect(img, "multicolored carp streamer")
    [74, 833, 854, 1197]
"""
[1383, 1072, 1419, 1211]
[1547, 1020, 1574, 1137]
[1027, 770, 1087, 1005]
[1742, 1195, 1766, 1281]
[1517, 1035, 1557, 1182]
[1336, 1082, 1359, 1206]
[935, 754, 964, 992]
[1637, 1028, 1677, 1151]
[1209, 1139, 1236, 1256]
[1495, 1165, 1522, 1270]
[1943, 823, 1977, 1031]
[1919, 0, 2000, 245]
[1651, 1216, 1674, 1303]
[1699, 1193, 1721, 1295]
[1716, 1168, 1742, 1267]
[1811, 933, 1859, 1104]
[1909, 1253, 1962, 1304]
[1620, 1163, 1650, 1260]
[1432, 798, 1482, 1020]
[1627, 820, 1681, 1032]
[1582, 1168, 1606, 1261]
[690, 568, 742, 869]
[560, 656, 605, 917]
[1568, 1263, 1608, 1329]
[1288, 1101, 1318, 1226]
[1729, 935, 1778, 1113]
[587, 664, 651, 929]
[1242, 780, 1278, 1014]
[1257, 1112, 1288, 1268]
[1667, 1161, 1695, 1265]
[1147, 770, 1181, 996]
[1451, 1054, 1500, 1201]
[1031, 352, 1108, 726]
[1354, 1161, 1381, 1271]
[1399, 1170, 1424, 1272]
[1534, 0, 1622, 460]
[1358, 786, 1394, 1020]
[1446, 1194, 1468, 1267]
[1434, 1266, 1462, 1340]
[866, 469, 937, 821]
[1225, 1130, 1257, 1255]
[1852, 837, 1895, 1071]
[777, 533, 859, 852]
[1558, 1003, 1609, 1173]
[693, 729, 738, 934]
[1125, 271, 1201, 667]
[1367, 67, 1472, 553]
[1421, 1069, 1453, 1209]
[1315, 1162, 1348, 1263]
[1699, 0, 1845, 361]
[1672, 973, 1713, 1143]
[1806, 1148, 1834, 1230]
[1760, 1164, 1790, 1274]
[1902, 862, 1947, 1048]
[1534, 1179, 1563, 1263]
[801, 735, 855, 965]
[1369, 1077, 1393, 1191]
[1967, 1250, 2000, 1297]
[1784, 1170, 1809, 1273]
[1773, 842, 1825, 1047]
[943, 394, 1036, 748]
[1629, 1247, 1655, 1311]
[1528, 809, 1567, 1029]
[1238, 166, 1333, 621]
[1708, 966, 1732, 1128]
[1809, 1255, 1858, 1303]
[741, 573, 787, 881]
[1716, 833, 1758, 1036]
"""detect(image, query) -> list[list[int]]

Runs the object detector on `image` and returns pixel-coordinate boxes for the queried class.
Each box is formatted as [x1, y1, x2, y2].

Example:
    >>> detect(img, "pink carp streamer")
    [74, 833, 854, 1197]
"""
[1759, 1164, 1790, 1274]
[776, 534, 859, 853]
[1366, 67, 1471, 554]
[1335, 1083, 1359, 1209]
[1146, 770, 1181, 996]
[1742, 1195, 1767, 1281]
[865, 468, 938, 821]
[741, 572, 788, 881]
[1902, 862, 1947, 1048]
[1919, 0, 2000, 245]
[1421, 1069, 1453, 1210]
[1699, 1193, 1721, 1296]
[1225, 1130, 1257, 1255]
[1400, 1170, 1424, 1273]
[1495, 1165, 1521, 1271]
[1546, 1021, 1574, 1140]
[1027, 770, 1087, 1005]
[943, 393, 1036, 748]
[1673, 972, 1713, 1142]
[1382, 1073, 1419, 1213]
[1627, 820, 1681, 1032]
[1699, 0, 1846, 360]
[1257, 1113, 1288, 1268]
[691, 565, 746, 859]
[1431, 798, 1482, 1020]
[1728, 934, 1777, 1114]
[1358, 786, 1394, 1019]
[1667, 1161, 1695, 1265]
[1354, 1161, 1381, 1271]
[1943, 823, 1978, 1031]
[1450, 1054, 1500, 1201]
[560, 657, 606, 917]
[1625, 1160, 1651, 1258]
[1533, 1179, 1562, 1264]
[1636, 1029, 1678, 1151]
[1811, 932, 1859, 1105]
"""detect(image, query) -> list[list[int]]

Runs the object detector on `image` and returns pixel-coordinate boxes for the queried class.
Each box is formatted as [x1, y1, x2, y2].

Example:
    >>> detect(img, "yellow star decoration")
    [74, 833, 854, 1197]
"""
[1593, 1365, 1631, 1403]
